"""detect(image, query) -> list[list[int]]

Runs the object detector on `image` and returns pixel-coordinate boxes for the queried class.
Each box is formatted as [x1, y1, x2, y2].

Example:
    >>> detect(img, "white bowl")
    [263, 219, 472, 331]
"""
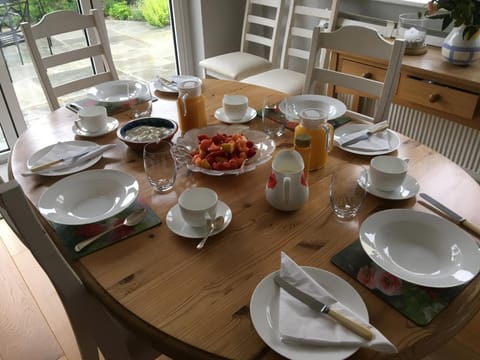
[87, 80, 150, 108]
[38, 169, 139, 225]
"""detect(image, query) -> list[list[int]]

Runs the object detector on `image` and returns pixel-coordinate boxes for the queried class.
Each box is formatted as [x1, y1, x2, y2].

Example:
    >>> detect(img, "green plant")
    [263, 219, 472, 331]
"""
[141, 0, 170, 27]
[426, 0, 480, 39]
[106, 1, 132, 20]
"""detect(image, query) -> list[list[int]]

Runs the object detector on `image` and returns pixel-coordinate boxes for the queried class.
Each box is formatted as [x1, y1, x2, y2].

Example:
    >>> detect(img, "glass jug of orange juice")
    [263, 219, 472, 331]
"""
[294, 108, 334, 170]
[176, 79, 207, 133]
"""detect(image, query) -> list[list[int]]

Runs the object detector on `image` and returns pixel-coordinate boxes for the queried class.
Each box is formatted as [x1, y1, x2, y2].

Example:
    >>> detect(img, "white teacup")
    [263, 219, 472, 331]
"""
[223, 94, 248, 120]
[178, 187, 218, 227]
[75, 106, 108, 133]
[370, 156, 408, 191]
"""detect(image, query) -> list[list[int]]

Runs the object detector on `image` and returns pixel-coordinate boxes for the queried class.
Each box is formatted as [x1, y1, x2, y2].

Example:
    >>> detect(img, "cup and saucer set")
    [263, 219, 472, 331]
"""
[166, 187, 232, 239]
[214, 94, 257, 124]
[72, 106, 119, 137]
[358, 155, 420, 200]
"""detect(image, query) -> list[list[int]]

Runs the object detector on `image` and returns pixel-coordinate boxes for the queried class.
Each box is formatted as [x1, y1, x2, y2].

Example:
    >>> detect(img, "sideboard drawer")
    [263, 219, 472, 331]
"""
[397, 74, 480, 121]
[336, 59, 387, 96]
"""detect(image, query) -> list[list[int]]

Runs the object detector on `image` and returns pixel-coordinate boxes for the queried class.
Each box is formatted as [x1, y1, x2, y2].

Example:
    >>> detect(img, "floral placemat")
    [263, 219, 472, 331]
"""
[50, 199, 162, 260]
[258, 107, 351, 131]
[331, 240, 470, 326]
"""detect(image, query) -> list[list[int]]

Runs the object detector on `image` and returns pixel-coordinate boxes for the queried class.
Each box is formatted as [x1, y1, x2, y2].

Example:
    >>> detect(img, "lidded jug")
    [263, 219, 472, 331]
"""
[294, 108, 334, 170]
[176, 78, 207, 133]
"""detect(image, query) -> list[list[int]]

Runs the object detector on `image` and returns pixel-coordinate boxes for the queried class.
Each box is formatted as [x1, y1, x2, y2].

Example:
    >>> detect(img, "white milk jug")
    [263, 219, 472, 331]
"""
[265, 150, 309, 211]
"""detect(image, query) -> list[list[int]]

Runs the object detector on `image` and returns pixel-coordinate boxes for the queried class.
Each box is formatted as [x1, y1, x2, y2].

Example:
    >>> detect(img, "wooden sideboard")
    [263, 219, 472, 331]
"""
[329, 46, 480, 130]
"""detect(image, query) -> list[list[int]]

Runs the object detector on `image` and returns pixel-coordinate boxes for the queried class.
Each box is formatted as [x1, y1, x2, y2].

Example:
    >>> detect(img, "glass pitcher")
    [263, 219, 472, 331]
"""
[176, 78, 207, 133]
[294, 108, 334, 170]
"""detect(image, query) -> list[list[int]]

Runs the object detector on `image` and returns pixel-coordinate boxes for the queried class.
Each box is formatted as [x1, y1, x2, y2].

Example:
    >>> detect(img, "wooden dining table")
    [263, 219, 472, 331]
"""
[9, 79, 480, 360]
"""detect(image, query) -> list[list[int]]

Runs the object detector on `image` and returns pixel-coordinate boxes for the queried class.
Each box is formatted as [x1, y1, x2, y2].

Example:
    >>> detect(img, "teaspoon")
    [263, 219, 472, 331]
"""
[74, 208, 147, 252]
[196, 216, 225, 249]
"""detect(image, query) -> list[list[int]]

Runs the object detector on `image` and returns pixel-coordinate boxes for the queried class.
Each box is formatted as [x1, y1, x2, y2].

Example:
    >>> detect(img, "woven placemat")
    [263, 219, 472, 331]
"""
[51, 199, 162, 260]
[331, 240, 470, 326]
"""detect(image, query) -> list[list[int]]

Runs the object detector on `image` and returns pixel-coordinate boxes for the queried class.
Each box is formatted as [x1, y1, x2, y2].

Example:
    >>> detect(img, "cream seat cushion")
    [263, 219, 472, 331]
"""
[241, 69, 305, 95]
[199, 52, 273, 81]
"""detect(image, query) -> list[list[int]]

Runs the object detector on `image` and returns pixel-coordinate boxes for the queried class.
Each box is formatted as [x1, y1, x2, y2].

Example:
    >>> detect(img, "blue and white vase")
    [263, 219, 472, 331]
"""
[441, 25, 480, 66]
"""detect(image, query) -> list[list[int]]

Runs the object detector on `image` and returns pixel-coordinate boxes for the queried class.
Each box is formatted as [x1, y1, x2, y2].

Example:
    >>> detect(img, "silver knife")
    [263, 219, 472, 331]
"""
[341, 121, 389, 147]
[419, 193, 480, 237]
[26, 144, 115, 175]
[273, 275, 373, 340]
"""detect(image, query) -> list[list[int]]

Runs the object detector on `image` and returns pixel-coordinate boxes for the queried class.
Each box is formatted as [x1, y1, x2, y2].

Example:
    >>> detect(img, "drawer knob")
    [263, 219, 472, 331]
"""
[361, 72, 372, 79]
[429, 93, 441, 103]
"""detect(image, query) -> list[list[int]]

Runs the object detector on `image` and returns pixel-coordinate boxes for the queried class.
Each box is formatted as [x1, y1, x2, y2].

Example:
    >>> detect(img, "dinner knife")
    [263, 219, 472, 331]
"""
[419, 193, 480, 237]
[273, 275, 374, 341]
[341, 121, 390, 147]
[28, 144, 116, 173]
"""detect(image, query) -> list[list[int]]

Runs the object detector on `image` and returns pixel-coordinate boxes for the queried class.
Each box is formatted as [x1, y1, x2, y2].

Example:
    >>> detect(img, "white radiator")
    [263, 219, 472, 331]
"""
[342, 95, 480, 181]
[387, 104, 480, 181]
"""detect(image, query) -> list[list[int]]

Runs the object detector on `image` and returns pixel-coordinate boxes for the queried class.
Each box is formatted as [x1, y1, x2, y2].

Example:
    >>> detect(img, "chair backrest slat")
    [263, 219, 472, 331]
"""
[303, 25, 406, 123]
[21, 9, 118, 111]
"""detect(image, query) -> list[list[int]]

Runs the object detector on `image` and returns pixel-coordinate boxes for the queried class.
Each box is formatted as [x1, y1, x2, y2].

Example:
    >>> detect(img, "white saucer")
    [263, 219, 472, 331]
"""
[214, 107, 257, 124]
[358, 169, 420, 200]
[166, 200, 232, 239]
[72, 117, 119, 137]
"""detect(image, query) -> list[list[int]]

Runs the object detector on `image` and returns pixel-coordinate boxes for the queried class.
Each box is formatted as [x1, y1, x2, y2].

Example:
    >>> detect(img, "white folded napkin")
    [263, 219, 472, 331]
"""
[278, 252, 397, 354]
[31, 142, 114, 172]
[336, 122, 391, 151]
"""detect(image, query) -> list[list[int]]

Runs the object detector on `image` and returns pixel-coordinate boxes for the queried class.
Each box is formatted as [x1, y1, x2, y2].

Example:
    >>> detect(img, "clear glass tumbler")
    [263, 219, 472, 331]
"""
[262, 95, 285, 138]
[143, 141, 176, 192]
[329, 163, 367, 219]
[128, 80, 152, 119]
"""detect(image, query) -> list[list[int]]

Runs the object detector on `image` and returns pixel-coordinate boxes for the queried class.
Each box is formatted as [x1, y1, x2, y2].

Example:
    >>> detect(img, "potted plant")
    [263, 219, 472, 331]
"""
[426, 0, 480, 65]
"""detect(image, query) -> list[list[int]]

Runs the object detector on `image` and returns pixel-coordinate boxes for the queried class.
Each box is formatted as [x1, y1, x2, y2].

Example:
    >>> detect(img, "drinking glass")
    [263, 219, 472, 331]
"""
[128, 80, 152, 119]
[329, 163, 367, 219]
[262, 95, 285, 138]
[143, 141, 176, 192]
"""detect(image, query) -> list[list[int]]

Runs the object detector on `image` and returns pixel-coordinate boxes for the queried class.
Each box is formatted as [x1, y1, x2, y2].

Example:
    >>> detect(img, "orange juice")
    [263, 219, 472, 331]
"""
[177, 95, 208, 133]
[294, 108, 333, 170]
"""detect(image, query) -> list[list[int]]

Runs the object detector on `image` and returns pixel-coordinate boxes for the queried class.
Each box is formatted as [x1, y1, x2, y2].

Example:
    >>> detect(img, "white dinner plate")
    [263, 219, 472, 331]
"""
[278, 95, 347, 121]
[72, 117, 119, 138]
[358, 169, 420, 200]
[166, 200, 232, 238]
[27, 140, 103, 177]
[38, 169, 139, 225]
[153, 75, 202, 95]
[175, 125, 276, 176]
[359, 209, 480, 288]
[250, 267, 368, 360]
[214, 107, 257, 124]
[334, 124, 400, 156]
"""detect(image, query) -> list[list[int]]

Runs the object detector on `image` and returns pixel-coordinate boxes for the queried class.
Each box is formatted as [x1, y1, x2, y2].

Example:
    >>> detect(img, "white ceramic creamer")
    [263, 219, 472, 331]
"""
[265, 150, 309, 211]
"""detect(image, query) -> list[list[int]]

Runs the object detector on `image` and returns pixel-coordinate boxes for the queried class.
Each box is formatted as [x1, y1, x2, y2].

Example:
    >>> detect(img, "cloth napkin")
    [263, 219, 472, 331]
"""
[30, 142, 114, 172]
[278, 252, 397, 353]
[336, 122, 391, 151]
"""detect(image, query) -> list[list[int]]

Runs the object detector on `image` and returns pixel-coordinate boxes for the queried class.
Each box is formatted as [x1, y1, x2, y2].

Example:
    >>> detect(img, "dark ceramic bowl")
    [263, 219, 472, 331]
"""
[117, 117, 178, 152]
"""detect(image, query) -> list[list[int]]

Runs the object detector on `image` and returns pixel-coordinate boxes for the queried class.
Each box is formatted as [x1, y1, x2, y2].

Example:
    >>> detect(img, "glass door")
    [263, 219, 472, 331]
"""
[0, 0, 177, 161]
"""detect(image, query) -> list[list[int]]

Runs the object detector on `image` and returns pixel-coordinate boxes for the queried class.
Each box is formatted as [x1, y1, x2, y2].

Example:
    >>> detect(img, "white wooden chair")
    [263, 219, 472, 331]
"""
[303, 25, 405, 123]
[241, 0, 339, 96]
[0, 177, 160, 360]
[199, 0, 285, 81]
[21, 9, 118, 111]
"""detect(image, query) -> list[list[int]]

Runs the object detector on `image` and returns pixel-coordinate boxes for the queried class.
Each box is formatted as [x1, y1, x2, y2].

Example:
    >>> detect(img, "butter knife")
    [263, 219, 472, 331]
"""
[274, 275, 374, 340]
[341, 121, 390, 147]
[419, 193, 480, 237]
